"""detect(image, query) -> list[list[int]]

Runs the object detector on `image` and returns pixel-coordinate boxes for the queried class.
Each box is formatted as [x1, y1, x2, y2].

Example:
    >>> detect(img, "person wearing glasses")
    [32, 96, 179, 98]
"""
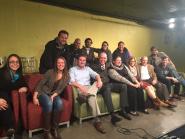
[0, 54, 28, 139]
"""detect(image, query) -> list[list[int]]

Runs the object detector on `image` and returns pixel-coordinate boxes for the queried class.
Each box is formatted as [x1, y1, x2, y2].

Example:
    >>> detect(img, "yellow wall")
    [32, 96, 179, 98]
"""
[0, 0, 184, 71]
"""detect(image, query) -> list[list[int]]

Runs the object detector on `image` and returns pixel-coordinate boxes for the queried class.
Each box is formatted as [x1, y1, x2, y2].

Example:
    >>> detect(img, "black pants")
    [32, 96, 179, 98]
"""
[127, 85, 138, 112]
[136, 88, 146, 111]
[0, 91, 14, 130]
[159, 78, 180, 95]
[144, 79, 169, 101]
[99, 83, 128, 113]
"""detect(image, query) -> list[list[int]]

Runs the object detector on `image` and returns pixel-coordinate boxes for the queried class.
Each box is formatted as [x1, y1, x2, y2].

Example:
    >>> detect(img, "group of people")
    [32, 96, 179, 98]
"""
[1, 29, 185, 139]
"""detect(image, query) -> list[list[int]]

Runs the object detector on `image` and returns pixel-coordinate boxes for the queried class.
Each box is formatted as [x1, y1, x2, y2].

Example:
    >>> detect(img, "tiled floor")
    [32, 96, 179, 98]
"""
[20, 99, 185, 139]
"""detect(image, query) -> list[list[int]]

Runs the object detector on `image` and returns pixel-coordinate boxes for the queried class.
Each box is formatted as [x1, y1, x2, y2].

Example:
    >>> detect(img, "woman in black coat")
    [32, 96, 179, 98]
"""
[0, 54, 27, 139]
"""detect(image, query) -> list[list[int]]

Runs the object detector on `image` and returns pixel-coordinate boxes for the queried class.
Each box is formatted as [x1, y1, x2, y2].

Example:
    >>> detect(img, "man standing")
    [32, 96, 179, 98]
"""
[68, 38, 82, 66]
[39, 30, 70, 74]
[91, 52, 131, 125]
[81, 38, 96, 65]
[69, 54, 105, 134]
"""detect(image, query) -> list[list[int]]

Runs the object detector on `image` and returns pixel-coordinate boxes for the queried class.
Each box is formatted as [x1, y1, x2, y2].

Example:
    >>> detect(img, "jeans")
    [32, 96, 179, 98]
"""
[38, 94, 63, 113]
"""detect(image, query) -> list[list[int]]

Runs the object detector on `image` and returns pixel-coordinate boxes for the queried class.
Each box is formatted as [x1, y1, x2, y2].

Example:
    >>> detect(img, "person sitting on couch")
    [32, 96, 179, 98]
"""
[69, 53, 106, 134]
[33, 56, 69, 139]
[0, 54, 28, 139]
[91, 52, 131, 125]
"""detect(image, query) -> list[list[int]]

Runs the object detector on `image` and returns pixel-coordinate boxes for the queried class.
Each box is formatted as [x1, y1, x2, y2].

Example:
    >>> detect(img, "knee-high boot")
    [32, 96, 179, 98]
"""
[51, 111, 62, 139]
[43, 112, 52, 139]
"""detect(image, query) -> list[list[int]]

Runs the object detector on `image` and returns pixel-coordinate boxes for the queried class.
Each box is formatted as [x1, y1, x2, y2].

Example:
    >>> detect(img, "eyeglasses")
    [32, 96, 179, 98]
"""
[9, 61, 19, 64]
[130, 61, 136, 62]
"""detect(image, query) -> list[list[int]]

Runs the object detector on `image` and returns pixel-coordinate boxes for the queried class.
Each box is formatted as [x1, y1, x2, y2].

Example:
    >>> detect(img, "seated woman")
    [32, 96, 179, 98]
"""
[108, 55, 143, 116]
[128, 57, 175, 110]
[0, 54, 28, 139]
[33, 56, 69, 139]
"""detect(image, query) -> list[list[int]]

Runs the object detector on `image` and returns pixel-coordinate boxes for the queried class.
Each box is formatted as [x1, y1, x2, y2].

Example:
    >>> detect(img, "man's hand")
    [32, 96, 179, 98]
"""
[18, 87, 28, 93]
[96, 81, 103, 89]
[0, 98, 8, 110]
[151, 80, 157, 85]
[78, 85, 88, 96]
[172, 77, 179, 83]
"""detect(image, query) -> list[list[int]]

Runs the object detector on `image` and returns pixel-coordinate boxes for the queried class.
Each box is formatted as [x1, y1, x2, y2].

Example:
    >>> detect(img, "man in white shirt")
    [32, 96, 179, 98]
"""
[69, 54, 105, 134]
[138, 56, 173, 108]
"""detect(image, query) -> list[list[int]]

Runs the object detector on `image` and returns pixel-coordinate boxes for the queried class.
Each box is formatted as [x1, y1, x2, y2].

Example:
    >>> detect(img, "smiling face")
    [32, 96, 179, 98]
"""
[85, 39, 92, 48]
[77, 56, 87, 68]
[113, 56, 122, 67]
[129, 58, 136, 67]
[8, 56, 20, 72]
[118, 42, 125, 52]
[57, 58, 65, 71]
[151, 48, 158, 55]
[140, 56, 148, 66]
[161, 57, 169, 67]
[58, 33, 68, 45]
[101, 42, 108, 51]
[74, 39, 81, 49]
[99, 52, 107, 65]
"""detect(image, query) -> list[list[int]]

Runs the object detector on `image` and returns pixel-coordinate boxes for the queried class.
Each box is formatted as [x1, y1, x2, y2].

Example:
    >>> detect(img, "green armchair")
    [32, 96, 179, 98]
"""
[72, 86, 121, 124]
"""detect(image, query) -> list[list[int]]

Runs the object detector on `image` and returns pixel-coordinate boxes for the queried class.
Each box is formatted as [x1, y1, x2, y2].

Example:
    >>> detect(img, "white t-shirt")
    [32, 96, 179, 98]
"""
[140, 66, 150, 80]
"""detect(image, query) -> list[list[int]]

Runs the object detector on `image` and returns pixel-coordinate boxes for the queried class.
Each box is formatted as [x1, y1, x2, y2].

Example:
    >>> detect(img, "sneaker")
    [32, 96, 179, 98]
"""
[111, 115, 122, 125]
[142, 109, 149, 114]
[119, 111, 132, 120]
[129, 111, 139, 116]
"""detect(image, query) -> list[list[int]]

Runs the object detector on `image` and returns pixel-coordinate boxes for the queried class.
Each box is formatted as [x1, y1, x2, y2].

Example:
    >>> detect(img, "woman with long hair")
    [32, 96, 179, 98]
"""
[0, 54, 28, 139]
[128, 56, 175, 110]
[33, 56, 69, 139]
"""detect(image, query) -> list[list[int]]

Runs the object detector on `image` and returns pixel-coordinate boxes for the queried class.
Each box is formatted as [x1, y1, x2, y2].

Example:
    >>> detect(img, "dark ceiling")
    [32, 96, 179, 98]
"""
[31, 0, 185, 28]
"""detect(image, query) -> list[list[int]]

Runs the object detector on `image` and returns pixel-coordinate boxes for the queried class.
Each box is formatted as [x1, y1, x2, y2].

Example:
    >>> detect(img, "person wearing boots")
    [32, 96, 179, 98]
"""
[0, 54, 28, 139]
[33, 56, 69, 139]
[137, 56, 175, 109]
[108, 55, 142, 117]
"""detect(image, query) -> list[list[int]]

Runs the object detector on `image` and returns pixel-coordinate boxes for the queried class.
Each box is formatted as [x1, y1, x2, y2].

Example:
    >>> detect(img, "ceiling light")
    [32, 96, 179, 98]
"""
[169, 23, 175, 29]
[169, 18, 175, 23]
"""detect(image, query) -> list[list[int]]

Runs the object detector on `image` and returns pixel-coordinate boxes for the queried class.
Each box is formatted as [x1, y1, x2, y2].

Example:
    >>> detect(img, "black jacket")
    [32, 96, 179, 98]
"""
[91, 62, 110, 84]
[0, 67, 27, 94]
[39, 38, 70, 74]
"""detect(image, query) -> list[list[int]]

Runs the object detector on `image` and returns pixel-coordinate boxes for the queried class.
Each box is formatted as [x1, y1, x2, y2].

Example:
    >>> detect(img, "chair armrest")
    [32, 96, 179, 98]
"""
[19, 91, 29, 130]
[63, 85, 73, 108]
[11, 90, 19, 128]
[71, 86, 78, 104]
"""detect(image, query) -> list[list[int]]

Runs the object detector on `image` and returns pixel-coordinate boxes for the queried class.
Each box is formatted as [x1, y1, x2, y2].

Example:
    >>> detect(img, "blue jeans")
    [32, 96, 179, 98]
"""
[38, 94, 63, 113]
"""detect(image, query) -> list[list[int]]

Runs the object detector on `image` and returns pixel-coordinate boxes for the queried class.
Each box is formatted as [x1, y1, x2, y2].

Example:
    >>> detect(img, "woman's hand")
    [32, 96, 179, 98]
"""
[18, 87, 28, 93]
[33, 92, 39, 106]
[0, 98, 8, 110]
[50, 93, 58, 102]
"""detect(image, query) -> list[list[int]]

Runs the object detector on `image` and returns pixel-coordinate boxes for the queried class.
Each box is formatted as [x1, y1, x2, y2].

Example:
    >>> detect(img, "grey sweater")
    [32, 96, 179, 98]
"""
[108, 63, 137, 86]
[36, 69, 69, 95]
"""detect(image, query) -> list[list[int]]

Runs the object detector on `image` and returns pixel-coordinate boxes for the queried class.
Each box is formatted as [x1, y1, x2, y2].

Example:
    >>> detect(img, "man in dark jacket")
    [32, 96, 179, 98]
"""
[39, 30, 70, 74]
[91, 52, 131, 125]
[81, 38, 96, 65]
